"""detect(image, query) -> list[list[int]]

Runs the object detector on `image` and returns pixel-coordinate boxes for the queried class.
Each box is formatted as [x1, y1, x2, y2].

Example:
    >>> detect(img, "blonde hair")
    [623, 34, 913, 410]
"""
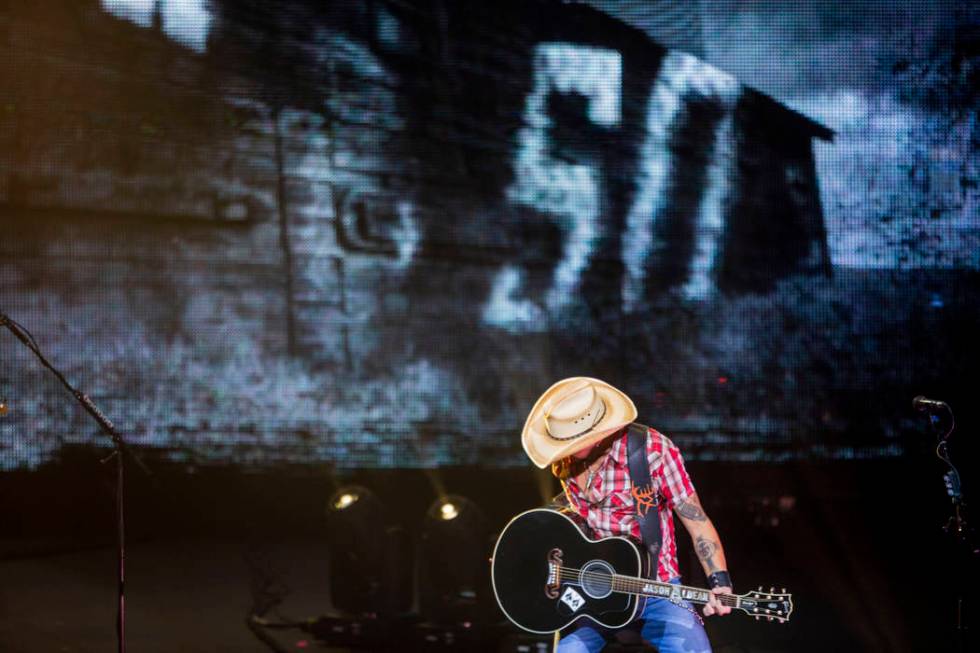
[551, 457, 572, 480]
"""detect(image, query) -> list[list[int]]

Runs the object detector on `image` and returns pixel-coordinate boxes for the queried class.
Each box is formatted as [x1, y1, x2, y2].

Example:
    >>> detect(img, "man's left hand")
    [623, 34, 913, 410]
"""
[703, 586, 732, 617]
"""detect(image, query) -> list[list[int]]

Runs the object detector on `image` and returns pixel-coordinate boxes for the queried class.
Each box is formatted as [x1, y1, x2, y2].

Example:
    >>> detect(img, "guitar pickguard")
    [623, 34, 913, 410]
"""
[559, 586, 586, 612]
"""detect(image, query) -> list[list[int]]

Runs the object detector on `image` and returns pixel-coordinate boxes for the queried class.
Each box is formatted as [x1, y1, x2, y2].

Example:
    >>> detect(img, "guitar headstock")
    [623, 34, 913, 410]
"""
[737, 586, 793, 623]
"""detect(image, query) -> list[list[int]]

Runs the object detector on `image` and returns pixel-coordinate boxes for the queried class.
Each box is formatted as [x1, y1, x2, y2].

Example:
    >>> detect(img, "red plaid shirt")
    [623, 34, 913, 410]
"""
[562, 426, 696, 582]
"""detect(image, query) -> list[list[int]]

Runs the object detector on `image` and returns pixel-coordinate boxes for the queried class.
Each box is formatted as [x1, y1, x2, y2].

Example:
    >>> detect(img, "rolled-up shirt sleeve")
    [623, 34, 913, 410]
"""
[649, 430, 696, 508]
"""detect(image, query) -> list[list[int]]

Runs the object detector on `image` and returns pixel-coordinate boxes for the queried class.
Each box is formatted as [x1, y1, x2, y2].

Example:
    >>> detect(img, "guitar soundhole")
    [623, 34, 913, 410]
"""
[580, 560, 614, 599]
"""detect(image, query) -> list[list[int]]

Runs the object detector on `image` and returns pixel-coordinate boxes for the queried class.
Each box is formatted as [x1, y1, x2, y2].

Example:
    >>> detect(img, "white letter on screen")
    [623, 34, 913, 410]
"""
[486, 43, 621, 332]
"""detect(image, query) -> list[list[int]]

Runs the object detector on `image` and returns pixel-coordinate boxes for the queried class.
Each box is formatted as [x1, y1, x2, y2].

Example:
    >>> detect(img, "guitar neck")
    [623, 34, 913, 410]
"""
[602, 573, 792, 622]
[610, 575, 737, 608]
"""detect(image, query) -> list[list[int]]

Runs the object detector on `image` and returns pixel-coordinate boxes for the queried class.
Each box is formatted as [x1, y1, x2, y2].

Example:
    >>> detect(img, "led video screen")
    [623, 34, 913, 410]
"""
[1, 0, 976, 469]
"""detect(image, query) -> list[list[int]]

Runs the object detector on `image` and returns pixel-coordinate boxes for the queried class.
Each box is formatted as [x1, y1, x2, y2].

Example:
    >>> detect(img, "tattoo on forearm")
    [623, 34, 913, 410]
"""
[695, 536, 720, 572]
[674, 497, 708, 522]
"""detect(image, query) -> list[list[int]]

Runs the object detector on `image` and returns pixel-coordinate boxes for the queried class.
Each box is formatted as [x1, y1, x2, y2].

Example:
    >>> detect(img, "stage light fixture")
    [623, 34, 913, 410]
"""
[325, 485, 410, 617]
[438, 500, 459, 521]
[419, 495, 492, 625]
[333, 490, 359, 510]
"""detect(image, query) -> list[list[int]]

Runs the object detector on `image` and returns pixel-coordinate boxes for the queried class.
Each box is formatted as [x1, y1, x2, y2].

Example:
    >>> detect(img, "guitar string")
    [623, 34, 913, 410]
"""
[562, 570, 742, 610]
[560, 565, 736, 600]
[560, 565, 761, 602]
[552, 565, 790, 619]
[557, 567, 762, 609]
[562, 569, 740, 606]
[564, 576, 740, 611]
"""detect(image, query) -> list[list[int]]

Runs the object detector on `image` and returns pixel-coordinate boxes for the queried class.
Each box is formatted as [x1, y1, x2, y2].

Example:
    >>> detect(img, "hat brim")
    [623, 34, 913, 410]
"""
[521, 377, 638, 469]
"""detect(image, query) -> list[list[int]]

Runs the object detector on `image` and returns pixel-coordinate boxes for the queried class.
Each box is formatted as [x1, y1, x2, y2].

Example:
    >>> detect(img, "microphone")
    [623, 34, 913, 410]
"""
[913, 395, 948, 413]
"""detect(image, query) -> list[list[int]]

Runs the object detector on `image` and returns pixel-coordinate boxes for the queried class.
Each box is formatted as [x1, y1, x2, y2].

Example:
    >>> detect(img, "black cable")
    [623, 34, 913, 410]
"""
[243, 544, 310, 652]
[249, 614, 311, 630]
[245, 613, 295, 653]
[930, 408, 961, 502]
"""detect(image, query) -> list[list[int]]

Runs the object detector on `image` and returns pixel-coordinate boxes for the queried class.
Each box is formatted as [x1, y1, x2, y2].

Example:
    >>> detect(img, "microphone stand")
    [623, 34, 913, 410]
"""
[1, 312, 151, 653]
[918, 399, 975, 651]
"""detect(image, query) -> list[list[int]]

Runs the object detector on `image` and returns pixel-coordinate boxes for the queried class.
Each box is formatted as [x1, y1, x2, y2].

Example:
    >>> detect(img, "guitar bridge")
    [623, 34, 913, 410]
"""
[545, 548, 563, 599]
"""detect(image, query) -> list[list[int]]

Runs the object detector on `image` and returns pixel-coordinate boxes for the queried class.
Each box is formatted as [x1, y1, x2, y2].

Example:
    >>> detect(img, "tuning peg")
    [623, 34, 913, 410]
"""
[767, 617, 773, 622]
[754, 616, 760, 621]
[758, 585, 763, 591]
[770, 586, 775, 593]
[781, 587, 786, 593]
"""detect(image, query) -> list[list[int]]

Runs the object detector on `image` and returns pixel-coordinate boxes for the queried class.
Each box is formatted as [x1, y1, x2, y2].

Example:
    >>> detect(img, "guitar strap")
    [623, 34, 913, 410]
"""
[626, 423, 662, 575]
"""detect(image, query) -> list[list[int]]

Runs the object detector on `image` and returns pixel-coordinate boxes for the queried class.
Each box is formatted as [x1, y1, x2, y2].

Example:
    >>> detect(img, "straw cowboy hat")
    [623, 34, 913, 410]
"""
[522, 377, 637, 469]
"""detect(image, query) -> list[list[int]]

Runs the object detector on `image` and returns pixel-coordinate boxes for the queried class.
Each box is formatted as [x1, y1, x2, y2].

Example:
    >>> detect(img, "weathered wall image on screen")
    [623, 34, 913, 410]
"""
[1, 0, 977, 469]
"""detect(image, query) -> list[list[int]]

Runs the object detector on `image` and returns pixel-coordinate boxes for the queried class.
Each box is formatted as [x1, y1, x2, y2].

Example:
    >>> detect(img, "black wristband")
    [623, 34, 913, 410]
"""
[707, 571, 732, 590]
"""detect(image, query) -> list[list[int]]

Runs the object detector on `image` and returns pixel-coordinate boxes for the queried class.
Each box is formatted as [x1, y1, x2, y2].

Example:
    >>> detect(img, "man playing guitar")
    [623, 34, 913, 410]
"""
[520, 377, 732, 652]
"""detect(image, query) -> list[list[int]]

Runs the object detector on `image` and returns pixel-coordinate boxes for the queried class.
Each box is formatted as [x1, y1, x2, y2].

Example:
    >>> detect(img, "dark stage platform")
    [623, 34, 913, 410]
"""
[0, 537, 330, 652]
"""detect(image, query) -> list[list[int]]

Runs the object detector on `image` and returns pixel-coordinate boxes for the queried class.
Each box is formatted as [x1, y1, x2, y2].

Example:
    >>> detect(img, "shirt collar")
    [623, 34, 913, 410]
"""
[564, 427, 630, 493]
[607, 426, 629, 465]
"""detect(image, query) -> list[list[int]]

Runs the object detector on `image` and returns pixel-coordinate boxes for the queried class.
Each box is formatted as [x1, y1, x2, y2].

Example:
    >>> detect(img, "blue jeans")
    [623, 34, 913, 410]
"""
[555, 578, 711, 653]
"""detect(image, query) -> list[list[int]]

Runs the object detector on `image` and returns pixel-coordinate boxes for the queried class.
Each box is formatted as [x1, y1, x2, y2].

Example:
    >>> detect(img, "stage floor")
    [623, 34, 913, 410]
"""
[0, 536, 332, 653]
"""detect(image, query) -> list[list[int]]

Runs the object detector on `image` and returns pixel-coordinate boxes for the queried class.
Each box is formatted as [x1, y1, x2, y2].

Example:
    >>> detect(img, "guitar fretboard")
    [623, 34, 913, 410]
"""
[560, 566, 739, 608]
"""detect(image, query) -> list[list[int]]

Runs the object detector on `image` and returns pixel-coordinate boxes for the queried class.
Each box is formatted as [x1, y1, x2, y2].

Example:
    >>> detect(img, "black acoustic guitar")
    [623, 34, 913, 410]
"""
[491, 509, 793, 634]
